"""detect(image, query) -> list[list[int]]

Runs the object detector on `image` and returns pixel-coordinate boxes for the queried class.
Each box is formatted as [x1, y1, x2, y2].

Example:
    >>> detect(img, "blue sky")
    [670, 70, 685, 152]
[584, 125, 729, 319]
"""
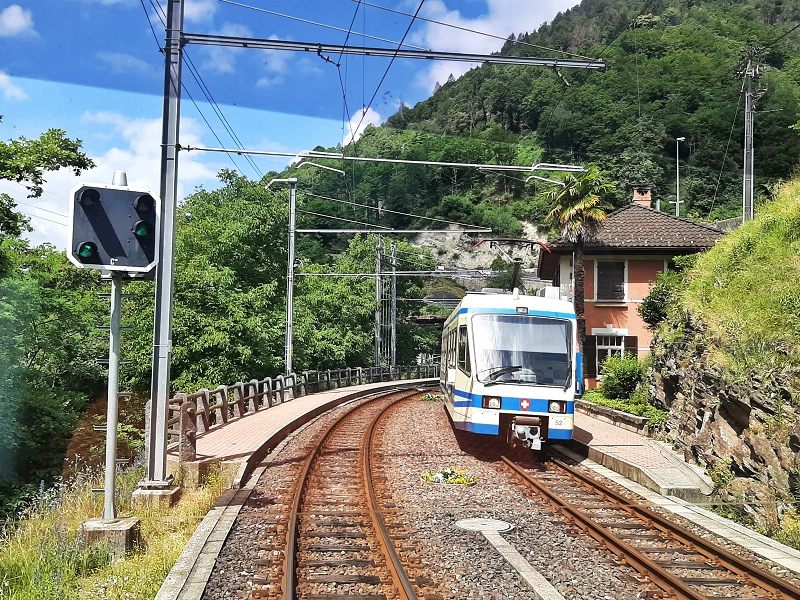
[0, 0, 579, 246]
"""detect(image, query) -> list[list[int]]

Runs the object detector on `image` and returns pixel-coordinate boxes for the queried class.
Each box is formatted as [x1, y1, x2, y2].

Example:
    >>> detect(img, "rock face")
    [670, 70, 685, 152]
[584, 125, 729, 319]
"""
[650, 316, 800, 520]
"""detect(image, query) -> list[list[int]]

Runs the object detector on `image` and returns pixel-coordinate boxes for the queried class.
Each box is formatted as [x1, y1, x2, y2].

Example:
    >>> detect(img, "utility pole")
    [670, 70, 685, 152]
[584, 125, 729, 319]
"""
[742, 57, 764, 222]
[374, 236, 382, 366]
[672, 137, 685, 217]
[266, 178, 298, 376]
[390, 242, 397, 370]
[144, 0, 184, 489]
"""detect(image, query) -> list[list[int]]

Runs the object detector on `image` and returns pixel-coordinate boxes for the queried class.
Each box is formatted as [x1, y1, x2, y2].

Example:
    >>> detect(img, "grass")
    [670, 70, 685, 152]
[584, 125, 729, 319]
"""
[680, 178, 800, 387]
[583, 389, 667, 430]
[0, 464, 227, 600]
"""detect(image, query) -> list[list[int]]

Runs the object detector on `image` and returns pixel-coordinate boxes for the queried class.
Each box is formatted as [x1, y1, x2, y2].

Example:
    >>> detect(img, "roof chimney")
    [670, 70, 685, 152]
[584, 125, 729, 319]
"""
[632, 185, 653, 209]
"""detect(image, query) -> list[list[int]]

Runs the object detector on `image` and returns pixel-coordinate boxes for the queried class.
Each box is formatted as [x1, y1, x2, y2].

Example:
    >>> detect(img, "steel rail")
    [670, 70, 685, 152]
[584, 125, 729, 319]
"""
[501, 457, 706, 600]
[548, 456, 800, 600]
[282, 389, 418, 600]
[363, 398, 418, 599]
[503, 455, 800, 600]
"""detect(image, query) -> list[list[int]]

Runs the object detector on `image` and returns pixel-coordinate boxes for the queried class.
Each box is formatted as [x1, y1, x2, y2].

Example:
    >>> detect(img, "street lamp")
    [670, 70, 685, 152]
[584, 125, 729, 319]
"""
[671, 137, 686, 217]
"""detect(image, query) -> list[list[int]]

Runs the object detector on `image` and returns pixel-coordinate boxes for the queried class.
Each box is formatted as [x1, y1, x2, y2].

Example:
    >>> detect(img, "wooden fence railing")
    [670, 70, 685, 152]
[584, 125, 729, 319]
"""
[165, 365, 440, 461]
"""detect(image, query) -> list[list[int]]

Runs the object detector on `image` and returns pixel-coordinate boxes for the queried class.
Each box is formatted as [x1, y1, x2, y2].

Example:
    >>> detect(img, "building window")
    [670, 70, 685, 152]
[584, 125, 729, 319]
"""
[596, 335, 624, 373]
[597, 261, 625, 301]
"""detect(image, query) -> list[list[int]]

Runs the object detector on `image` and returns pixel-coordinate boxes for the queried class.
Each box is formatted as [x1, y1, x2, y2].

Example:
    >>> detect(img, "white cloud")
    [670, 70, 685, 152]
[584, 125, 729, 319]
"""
[409, 0, 579, 92]
[255, 75, 283, 88]
[342, 107, 383, 147]
[0, 112, 219, 248]
[97, 52, 158, 76]
[183, 0, 216, 23]
[202, 22, 252, 74]
[0, 4, 36, 37]
[0, 70, 27, 100]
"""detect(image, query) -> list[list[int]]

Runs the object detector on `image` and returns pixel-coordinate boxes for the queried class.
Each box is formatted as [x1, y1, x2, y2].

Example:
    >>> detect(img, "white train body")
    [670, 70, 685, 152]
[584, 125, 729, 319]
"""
[440, 290, 581, 449]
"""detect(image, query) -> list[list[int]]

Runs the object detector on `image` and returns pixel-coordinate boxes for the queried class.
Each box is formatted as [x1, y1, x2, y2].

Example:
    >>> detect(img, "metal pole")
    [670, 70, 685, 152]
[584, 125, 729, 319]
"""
[743, 62, 754, 222]
[673, 137, 685, 217]
[374, 237, 381, 366]
[285, 181, 297, 376]
[103, 275, 123, 521]
[390, 243, 397, 370]
[145, 0, 184, 487]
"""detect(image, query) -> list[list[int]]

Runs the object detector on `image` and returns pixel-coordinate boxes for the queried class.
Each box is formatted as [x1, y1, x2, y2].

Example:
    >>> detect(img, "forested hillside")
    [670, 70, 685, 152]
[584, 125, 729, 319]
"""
[296, 0, 800, 232]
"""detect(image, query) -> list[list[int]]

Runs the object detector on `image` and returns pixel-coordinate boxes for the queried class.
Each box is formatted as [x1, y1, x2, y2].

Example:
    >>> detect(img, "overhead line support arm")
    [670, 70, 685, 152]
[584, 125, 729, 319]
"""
[181, 33, 606, 69]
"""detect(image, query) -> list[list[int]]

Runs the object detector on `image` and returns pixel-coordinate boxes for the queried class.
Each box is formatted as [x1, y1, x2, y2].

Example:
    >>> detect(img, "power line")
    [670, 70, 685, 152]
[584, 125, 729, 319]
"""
[348, 0, 594, 60]
[12, 200, 68, 218]
[344, 0, 426, 149]
[709, 81, 746, 216]
[15, 209, 66, 227]
[144, 0, 254, 177]
[297, 208, 391, 228]
[183, 52, 264, 177]
[761, 21, 800, 50]
[218, 0, 425, 51]
[302, 191, 490, 230]
[543, 0, 656, 138]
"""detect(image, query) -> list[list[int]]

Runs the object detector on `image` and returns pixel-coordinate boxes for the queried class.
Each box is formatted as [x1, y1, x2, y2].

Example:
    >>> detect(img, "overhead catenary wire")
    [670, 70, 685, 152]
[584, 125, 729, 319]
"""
[297, 208, 391, 229]
[542, 0, 657, 138]
[344, 0, 426, 149]
[709, 80, 746, 216]
[218, 0, 426, 51]
[348, 0, 594, 60]
[141, 0, 263, 177]
[302, 191, 491, 230]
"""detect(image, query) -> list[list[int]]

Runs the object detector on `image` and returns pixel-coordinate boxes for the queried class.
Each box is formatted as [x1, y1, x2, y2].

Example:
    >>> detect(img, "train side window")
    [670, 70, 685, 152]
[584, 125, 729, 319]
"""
[457, 324, 471, 375]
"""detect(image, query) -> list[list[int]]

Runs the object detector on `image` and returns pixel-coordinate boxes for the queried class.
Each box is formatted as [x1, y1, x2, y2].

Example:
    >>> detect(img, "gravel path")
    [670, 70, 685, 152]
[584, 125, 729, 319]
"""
[203, 394, 796, 599]
[377, 398, 655, 599]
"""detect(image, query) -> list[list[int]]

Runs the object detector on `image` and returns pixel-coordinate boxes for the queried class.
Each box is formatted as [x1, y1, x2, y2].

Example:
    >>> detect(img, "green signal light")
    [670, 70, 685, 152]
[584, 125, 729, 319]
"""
[77, 241, 99, 261]
[132, 220, 153, 238]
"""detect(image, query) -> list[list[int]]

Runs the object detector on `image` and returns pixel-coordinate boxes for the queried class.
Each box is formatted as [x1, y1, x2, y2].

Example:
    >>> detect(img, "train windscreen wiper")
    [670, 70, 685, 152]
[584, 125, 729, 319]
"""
[481, 365, 523, 384]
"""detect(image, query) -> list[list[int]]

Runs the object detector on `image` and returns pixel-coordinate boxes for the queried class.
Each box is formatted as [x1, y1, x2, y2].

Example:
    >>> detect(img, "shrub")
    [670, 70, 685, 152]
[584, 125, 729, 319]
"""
[600, 355, 645, 400]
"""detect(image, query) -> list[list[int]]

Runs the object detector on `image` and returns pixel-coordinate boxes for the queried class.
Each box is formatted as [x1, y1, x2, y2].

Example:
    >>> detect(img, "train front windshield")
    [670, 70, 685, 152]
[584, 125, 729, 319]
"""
[473, 315, 572, 387]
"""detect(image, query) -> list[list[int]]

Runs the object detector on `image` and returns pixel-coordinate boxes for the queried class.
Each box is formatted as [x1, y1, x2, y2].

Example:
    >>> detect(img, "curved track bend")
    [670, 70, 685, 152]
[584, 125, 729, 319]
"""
[503, 454, 800, 600]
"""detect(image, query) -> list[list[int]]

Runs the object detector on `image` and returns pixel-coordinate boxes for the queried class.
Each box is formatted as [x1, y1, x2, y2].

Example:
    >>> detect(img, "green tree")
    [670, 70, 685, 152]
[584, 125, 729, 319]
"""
[0, 118, 94, 199]
[543, 165, 614, 349]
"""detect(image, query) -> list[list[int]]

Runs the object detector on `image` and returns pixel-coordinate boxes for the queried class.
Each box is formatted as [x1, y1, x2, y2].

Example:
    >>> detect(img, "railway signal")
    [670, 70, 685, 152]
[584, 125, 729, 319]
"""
[68, 182, 160, 274]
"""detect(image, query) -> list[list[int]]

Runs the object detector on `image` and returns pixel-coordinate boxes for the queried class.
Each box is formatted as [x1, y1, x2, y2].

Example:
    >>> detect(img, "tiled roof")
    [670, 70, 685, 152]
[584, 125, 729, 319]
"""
[547, 203, 724, 250]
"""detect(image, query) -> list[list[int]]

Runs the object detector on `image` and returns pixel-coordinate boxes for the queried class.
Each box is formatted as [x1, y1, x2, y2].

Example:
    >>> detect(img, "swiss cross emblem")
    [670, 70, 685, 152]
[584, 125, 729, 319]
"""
[520, 398, 530, 411]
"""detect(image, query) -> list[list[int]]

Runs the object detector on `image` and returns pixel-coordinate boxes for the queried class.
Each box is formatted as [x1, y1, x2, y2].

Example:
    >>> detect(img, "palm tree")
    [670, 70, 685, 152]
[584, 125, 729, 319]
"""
[543, 165, 614, 351]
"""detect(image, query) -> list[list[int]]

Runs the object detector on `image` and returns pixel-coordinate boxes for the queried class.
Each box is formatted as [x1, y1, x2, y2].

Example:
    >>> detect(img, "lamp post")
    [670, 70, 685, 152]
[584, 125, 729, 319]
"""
[671, 137, 686, 217]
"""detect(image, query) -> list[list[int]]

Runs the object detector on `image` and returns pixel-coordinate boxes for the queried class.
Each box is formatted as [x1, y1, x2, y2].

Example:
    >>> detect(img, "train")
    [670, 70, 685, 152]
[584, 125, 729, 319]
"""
[439, 288, 581, 449]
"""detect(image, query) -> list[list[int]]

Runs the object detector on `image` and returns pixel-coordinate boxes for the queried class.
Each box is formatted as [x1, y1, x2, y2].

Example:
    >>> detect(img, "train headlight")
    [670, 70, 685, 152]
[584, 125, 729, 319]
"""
[482, 396, 502, 409]
[549, 401, 565, 413]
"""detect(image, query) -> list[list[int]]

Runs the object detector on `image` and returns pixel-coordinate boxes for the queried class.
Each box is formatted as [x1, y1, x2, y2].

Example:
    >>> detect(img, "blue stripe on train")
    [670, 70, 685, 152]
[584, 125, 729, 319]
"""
[452, 388, 574, 414]
[452, 418, 572, 439]
[444, 307, 575, 328]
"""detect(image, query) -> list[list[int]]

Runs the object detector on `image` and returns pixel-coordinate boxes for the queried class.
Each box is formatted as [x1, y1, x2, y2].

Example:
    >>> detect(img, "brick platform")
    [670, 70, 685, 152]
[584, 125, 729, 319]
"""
[167, 379, 436, 488]
[563, 412, 713, 501]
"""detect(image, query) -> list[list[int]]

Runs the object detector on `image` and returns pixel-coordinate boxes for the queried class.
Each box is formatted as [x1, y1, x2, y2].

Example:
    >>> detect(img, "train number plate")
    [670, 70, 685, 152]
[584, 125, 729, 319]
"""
[552, 417, 566, 427]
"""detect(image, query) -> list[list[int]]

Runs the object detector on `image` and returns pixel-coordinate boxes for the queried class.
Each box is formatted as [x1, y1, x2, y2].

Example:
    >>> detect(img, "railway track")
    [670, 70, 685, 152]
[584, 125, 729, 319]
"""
[502, 453, 800, 600]
[250, 389, 436, 600]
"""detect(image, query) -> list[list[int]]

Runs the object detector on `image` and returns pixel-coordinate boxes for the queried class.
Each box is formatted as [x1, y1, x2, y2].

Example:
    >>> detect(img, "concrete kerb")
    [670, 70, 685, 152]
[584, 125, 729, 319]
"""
[155, 465, 266, 600]
[564, 438, 711, 502]
[232, 378, 436, 488]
